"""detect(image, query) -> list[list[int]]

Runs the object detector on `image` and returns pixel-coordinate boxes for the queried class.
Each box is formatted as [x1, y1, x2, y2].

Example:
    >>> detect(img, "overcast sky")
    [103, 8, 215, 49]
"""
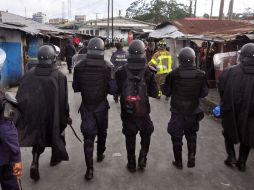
[0, 0, 253, 21]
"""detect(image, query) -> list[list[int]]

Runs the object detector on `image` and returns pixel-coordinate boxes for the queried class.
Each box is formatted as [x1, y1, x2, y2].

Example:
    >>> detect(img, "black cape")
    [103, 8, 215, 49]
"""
[16, 64, 69, 161]
[218, 63, 254, 147]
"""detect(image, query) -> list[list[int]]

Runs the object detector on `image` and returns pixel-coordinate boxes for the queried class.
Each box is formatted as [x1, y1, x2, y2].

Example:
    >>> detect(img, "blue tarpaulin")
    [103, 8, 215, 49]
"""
[0, 42, 22, 87]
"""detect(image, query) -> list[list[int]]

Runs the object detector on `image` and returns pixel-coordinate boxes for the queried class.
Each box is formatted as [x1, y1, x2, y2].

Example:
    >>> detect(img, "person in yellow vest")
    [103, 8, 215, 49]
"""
[149, 40, 172, 99]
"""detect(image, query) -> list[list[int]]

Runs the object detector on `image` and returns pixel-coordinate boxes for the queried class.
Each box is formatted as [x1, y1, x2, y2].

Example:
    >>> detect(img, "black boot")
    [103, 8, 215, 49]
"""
[186, 135, 197, 168]
[236, 143, 251, 172]
[126, 136, 136, 173]
[84, 138, 95, 180]
[187, 142, 196, 168]
[97, 154, 105, 162]
[113, 94, 119, 103]
[30, 152, 40, 181]
[138, 150, 147, 169]
[223, 137, 237, 166]
[172, 137, 183, 169]
[127, 154, 136, 173]
[138, 135, 151, 169]
[97, 132, 107, 162]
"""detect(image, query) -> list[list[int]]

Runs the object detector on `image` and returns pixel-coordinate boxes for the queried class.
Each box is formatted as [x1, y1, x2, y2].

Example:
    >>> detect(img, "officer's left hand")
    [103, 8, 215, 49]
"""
[67, 117, 72, 125]
[13, 162, 22, 178]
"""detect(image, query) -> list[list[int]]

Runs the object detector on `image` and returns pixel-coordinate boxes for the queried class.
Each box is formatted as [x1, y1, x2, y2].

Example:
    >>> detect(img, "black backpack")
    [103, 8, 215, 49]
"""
[122, 66, 148, 117]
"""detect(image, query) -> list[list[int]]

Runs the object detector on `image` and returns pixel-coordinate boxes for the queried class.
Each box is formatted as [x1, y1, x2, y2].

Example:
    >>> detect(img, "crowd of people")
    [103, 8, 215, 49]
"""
[0, 37, 253, 190]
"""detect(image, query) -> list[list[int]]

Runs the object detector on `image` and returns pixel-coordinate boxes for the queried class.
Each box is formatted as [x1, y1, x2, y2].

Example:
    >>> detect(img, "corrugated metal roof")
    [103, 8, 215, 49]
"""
[0, 11, 71, 35]
[171, 19, 254, 40]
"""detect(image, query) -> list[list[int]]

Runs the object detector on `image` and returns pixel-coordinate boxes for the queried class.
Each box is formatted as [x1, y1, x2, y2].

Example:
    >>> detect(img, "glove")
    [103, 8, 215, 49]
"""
[13, 162, 22, 178]
[67, 117, 72, 125]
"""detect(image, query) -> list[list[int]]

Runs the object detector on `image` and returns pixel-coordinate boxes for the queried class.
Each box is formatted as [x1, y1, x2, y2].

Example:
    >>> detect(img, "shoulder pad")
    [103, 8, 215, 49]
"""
[74, 55, 87, 67]
[5, 92, 17, 104]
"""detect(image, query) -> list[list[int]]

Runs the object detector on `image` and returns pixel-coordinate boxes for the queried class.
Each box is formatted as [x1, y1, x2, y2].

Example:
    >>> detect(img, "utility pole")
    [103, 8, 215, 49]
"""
[194, 0, 197, 18]
[210, 0, 214, 19]
[95, 13, 100, 25]
[25, 7, 27, 18]
[107, 0, 110, 39]
[62, 1, 65, 20]
[68, 0, 71, 19]
[219, 0, 224, 20]
[228, 0, 234, 20]
[111, 0, 114, 47]
[189, 0, 193, 17]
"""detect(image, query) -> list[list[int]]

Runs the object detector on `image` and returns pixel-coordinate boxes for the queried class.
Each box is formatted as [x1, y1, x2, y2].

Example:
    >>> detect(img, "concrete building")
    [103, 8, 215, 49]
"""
[49, 18, 69, 25]
[78, 16, 155, 44]
[32, 12, 46, 24]
[75, 15, 86, 23]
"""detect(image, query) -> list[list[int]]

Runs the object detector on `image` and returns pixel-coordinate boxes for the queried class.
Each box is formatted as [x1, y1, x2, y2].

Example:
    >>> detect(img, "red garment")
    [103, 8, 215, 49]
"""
[73, 37, 79, 45]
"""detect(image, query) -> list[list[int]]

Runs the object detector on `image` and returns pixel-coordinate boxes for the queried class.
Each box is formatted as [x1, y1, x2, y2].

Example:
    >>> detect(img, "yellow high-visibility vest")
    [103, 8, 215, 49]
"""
[150, 51, 172, 75]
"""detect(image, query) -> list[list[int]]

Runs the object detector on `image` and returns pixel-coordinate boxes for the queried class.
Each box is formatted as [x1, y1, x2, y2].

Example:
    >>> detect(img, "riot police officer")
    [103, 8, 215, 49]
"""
[73, 37, 116, 180]
[218, 43, 254, 172]
[115, 40, 158, 172]
[16, 44, 71, 181]
[163, 47, 208, 169]
[110, 41, 128, 103]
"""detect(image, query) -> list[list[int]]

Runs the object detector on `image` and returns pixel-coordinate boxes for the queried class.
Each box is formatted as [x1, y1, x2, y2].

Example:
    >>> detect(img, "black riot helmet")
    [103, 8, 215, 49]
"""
[239, 43, 254, 65]
[128, 40, 146, 59]
[87, 37, 105, 56]
[115, 41, 124, 50]
[178, 47, 196, 66]
[37, 44, 57, 64]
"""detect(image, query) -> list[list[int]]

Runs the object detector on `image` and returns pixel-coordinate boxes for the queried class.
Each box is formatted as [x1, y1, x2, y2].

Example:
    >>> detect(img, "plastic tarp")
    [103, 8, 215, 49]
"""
[213, 51, 238, 82]
[149, 25, 184, 39]
[0, 48, 6, 70]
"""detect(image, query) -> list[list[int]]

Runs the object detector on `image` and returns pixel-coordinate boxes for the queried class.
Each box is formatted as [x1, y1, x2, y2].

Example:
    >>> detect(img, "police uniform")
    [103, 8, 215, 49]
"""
[110, 44, 128, 102]
[163, 47, 208, 169]
[72, 37, 116, 180]
[115, 40, 158, 172]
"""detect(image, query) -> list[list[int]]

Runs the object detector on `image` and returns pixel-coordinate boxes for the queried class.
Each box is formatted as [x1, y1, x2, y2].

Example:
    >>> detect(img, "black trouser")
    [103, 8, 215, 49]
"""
[80, 105, 109, 169]
[168, 112, 202, 163]
[122, 115, 154, 159]
[32, 145, 45, 155]
[66, 57, 73, 70]
[80, 108, 108, 156]
[0, 165, 19, 190]
[223, 134, 251, 164]
[168, 112, 200, 150]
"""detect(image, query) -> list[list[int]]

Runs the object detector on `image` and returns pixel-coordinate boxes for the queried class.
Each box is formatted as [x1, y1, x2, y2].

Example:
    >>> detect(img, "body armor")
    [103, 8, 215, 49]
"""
[171, 67, 205, 115]
[74, 58, 110, 109]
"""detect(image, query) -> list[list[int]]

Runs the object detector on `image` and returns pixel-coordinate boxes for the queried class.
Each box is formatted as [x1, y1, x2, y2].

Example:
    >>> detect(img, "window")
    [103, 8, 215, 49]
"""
[95, 30, 99, 36]
[90, 30, 94, 36]
[86, 30, 89, 34]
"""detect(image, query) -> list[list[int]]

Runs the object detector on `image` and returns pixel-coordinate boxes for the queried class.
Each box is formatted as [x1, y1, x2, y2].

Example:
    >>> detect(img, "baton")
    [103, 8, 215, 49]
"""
[68, 124, 82, 143]
[17, 177, 23, 190]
